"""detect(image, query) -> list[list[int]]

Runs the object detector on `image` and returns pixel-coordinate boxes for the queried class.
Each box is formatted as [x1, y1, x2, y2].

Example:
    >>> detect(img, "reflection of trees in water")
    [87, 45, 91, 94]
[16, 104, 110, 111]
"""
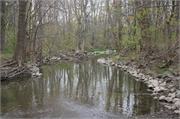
[1, 60, 165, 117]
[103, 67, 164, 116]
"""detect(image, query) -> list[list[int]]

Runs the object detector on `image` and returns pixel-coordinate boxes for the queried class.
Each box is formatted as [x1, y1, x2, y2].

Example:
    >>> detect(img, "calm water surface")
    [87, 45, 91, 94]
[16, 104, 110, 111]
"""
[1, 59, 165, 118]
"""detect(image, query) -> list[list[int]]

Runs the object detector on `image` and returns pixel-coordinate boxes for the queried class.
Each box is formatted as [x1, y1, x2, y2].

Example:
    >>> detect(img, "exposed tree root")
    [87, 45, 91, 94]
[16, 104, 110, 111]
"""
[1, 65, 30, 81]
[1, 61, 17, 68]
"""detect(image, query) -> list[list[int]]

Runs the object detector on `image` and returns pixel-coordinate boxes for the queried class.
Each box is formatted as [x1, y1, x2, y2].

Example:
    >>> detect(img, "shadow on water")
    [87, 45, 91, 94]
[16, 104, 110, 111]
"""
[1, 58, 166, 118]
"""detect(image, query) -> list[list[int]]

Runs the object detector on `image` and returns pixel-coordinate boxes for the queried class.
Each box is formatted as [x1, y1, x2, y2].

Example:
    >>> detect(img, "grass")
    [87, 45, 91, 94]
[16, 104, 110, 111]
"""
[87, 48, 107, 52]
[0, 52, 13, 59]
[94, 54, 108, 57]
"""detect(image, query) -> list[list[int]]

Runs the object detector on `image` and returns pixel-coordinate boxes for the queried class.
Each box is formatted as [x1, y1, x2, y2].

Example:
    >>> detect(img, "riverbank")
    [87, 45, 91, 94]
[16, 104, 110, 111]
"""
[97, 57, 180, 115]
[1, 49, 180, 118]
[0, 50, 115, 81]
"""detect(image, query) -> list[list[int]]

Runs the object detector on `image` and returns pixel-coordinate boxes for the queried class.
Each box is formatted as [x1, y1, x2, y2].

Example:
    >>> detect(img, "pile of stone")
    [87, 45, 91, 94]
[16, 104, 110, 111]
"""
[97, 58, 180, 114]
[87, 49, 116, 55]
[41, 49, 116, 64]
[27, 62, 42, 77]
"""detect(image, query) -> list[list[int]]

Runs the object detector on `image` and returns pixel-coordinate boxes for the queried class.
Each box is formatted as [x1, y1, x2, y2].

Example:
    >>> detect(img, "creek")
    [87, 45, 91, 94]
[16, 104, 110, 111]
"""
[1, 58, 166, 118]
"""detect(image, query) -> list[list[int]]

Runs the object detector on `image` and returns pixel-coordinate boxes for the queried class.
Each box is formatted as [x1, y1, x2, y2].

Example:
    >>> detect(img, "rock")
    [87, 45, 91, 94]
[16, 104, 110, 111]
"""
[165, 105, 176, 110]
[29, 66, 39, 74]
[170, 87, 176, 93]
[165, 97, 173, 103]
[159, 87, 168, 93]
[51, 56, 58, 60]
[32, 72, 42, 77]
[98, 52, 103, 54]
[174, 110, 180, 114]
[143, 78, 148, 82]
[171, 106, 177, 110]
[84, 51, 88, 54]
[106, 59, 112, 64]
[168, 85, 174, 89]
[159, 81, 166, 87]
[148, 84, 153, 90]
[28, 65, 42, 77]
[163, 75, 168, 79]
[145, 75, 150, 79]
[158, 79, 164, 84]
[36, 72, 42, 76]
[97, 58, 106, 64]
[166, 78, 172, 83]
[111, 62, 115, 66]
[154, 97, 158, 99]
[154, 87, 161, 92]
[27, 62, 37, 67]
[149, 80, 159, 87]
[173, 98, 180, 103]
[168, 93, 176, 98]
[141, 74, 146, 80]
[157, 74, 162, 78]
[176, 90, 180, 98]
[133, 73, 139, 78]
[148, 77, 153, 80]
[159, 95, 166, 101]
[151, 93, 158, 96]
[174, 100, 180, 108]
[75, 49, 80, 54]
[172, 72, 179, 77]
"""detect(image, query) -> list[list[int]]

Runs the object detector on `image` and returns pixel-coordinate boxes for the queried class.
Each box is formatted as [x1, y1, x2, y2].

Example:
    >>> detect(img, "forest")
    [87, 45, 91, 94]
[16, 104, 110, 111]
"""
[1, 0, 180, 118]
[0, 0, 179, 78]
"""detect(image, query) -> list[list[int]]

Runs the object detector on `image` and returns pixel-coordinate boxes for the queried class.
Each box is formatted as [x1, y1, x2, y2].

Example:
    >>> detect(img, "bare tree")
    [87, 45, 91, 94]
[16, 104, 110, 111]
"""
[13, 0, 28, 65]
[1, 0, 6, 51]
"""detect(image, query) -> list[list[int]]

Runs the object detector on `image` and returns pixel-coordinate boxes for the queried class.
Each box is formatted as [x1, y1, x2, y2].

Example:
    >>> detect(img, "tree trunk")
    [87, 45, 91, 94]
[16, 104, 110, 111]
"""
[106, 0, 110, 49]
[1, 1, 6, 51]
[37, 0, 43, 61]
[82, 0, 88, 53]
[12, 1, 27, 65]
[176, 1, 179, 38]
[167, 0, 175, 50]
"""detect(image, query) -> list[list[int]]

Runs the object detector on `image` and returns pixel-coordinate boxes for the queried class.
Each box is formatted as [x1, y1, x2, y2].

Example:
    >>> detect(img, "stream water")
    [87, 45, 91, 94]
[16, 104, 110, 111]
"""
[1, 59, 166, 118]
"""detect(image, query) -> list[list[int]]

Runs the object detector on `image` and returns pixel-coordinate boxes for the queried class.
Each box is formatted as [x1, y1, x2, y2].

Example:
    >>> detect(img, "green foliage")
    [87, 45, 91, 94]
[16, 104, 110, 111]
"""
[0, 52, 13, 59]
[93, 54, 108, 57]
[6, 31, 17, 54]
[99, 33, 104, 41]
[1, 30, 17, 59]
[87, 48, 107, 52]
[109, 54, 115, 58]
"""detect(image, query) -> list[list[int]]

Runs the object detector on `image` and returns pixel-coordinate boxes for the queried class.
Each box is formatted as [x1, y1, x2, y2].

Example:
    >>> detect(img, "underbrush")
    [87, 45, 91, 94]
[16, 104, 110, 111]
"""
[110, 47, 180, 76]
[87, 48, 107, 52]
[0, 52, 13, 59]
